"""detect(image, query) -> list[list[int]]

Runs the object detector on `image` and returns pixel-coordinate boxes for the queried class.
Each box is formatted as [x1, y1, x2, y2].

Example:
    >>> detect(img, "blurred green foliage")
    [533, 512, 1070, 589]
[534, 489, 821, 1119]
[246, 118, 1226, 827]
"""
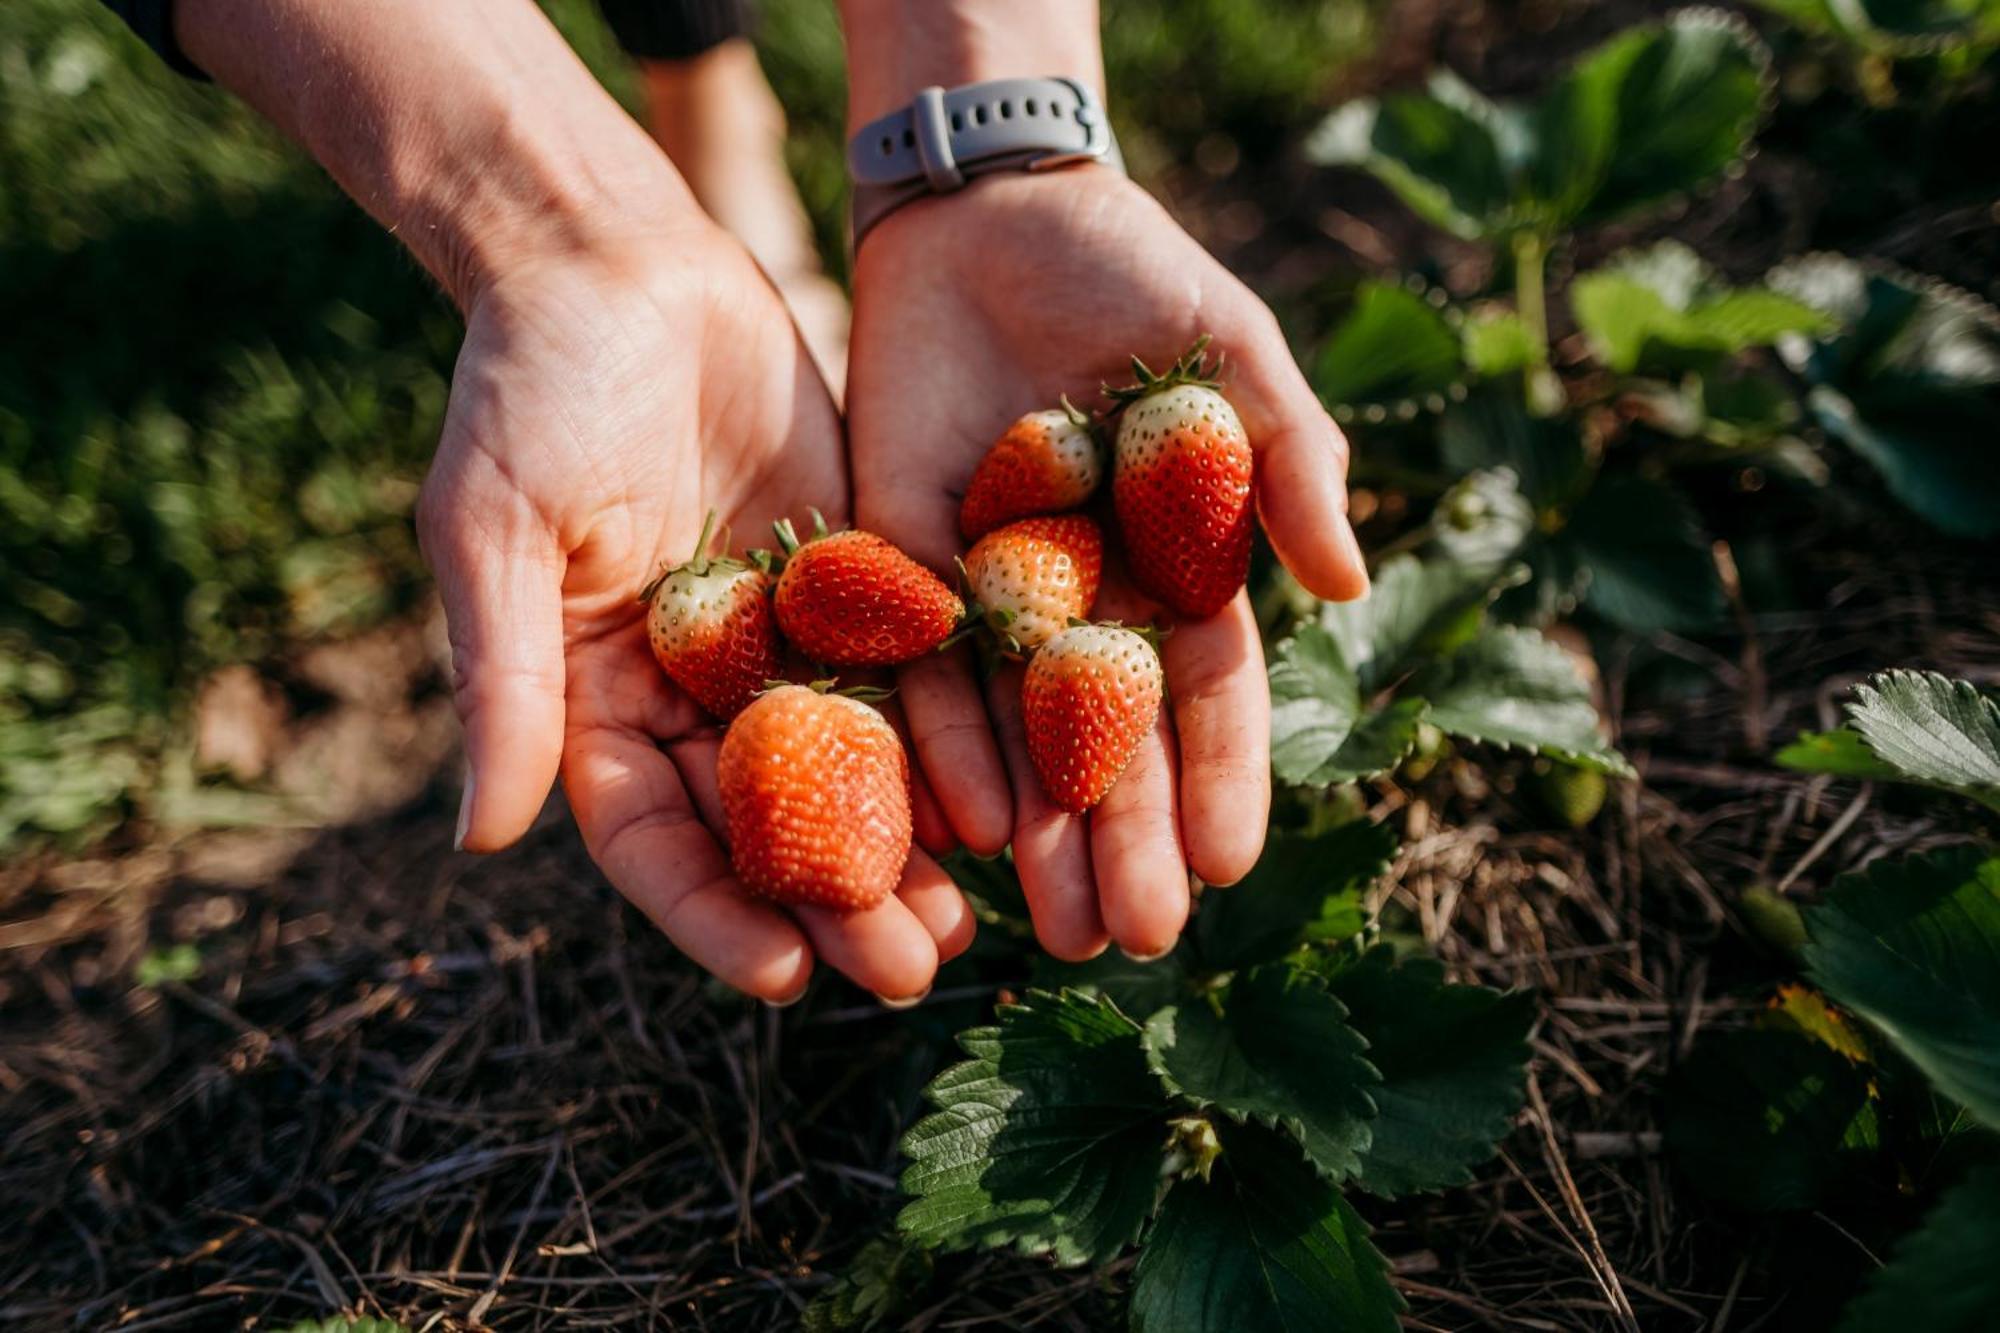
[0, 0, 1379, 851]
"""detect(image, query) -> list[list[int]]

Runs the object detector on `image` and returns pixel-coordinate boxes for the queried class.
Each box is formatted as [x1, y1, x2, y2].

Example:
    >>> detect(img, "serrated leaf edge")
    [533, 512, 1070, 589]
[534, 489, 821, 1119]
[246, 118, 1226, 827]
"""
[1140, 968, 1385, 1185]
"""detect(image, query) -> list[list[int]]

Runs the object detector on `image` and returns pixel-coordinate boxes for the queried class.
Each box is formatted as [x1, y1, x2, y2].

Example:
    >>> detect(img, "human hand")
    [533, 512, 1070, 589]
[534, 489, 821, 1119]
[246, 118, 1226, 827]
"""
[422, 228, 974, 1004]
[847, 167, 1368, 963]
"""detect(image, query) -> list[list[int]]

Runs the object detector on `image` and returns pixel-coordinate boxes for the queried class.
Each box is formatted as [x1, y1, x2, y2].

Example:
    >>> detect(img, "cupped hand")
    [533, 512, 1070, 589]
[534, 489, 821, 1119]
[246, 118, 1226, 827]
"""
[846, 169, 1368, 963]
[418, 225, 973, 1003]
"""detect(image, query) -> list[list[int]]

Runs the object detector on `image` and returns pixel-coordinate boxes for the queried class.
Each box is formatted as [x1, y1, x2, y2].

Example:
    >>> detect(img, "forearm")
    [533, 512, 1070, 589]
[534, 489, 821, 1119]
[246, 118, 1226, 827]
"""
[837, 0, 1103, 130]
[175, 0, 694, 308]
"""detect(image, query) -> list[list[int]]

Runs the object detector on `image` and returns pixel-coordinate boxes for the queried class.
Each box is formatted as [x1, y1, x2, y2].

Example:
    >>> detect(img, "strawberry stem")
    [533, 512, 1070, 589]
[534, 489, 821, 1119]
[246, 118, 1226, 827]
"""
[686, 509, 721, 576]
[1102, 334, 1223, 407]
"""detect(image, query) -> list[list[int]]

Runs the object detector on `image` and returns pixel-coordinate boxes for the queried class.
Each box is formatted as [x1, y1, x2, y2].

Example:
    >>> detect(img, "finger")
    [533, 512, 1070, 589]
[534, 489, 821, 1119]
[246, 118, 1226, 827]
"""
[565, 725, 812, 1003]
[1164, 592, 1271, 886]
[897, 849, 979, 965]
[988, 664, 1108, 961]
[419, 465, 567, 853]
[1225, 308, 1370, 603]
[899, 649, 1013, 856]
[793, 894, 940, 1004]
[881, 696, 959, 856]
[1090, 712, 1191, 961]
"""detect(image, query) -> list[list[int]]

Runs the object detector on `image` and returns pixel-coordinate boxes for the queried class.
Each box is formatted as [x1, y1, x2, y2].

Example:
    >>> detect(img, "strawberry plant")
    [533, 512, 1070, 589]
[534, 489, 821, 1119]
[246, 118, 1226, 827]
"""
[1667, 670, 2000, 1328]
[1302, 8, 2000, 633]
[837, 546, 1628, 1330]
[1752, 0, 2000, 101]
[889, 818, 1536, 1332]
[1268, 552, 1633, 785]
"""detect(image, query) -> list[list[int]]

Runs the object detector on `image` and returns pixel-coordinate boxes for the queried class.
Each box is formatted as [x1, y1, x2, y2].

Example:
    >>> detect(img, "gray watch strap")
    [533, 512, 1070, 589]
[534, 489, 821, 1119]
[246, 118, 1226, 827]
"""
[847, 76, 1123, 247]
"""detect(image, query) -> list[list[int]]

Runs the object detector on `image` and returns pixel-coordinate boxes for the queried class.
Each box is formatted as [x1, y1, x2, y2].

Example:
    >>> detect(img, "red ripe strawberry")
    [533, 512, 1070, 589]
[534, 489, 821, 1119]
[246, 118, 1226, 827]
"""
[717, 684, 912, 911]
[640, 512, 781, 721]
[1109, 337, 1254, 620]
[1021, 624, 1164, 814]
[959, 400, 1103, 541]
[963, 514, 1104, 654]
[772, 512, 965, 667]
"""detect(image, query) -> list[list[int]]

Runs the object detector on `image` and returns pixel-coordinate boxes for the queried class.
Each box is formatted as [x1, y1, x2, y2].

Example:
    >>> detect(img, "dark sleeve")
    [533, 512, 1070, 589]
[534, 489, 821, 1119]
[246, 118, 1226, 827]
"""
[99, 0, 208, 78]
[597, 0, 754, 60]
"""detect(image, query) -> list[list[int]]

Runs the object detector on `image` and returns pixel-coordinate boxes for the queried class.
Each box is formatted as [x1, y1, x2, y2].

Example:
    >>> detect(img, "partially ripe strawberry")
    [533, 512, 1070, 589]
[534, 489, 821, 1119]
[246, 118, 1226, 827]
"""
[1110, 337, 1254, 620]
[717, 684, 912, 911]
[641, 512, 782, 721]
[959, 401, 1103, 541]
[1022, 623, 1164, 814]
[963, 514, 1104, 654]
[772, 513, 965, 667]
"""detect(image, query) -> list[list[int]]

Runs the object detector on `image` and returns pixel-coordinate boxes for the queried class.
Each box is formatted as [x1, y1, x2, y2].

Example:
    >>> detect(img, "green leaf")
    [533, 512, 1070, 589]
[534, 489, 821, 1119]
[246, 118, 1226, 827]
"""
[1540, 10, 1772, 227]
[801, 1237, 933, 1333]
[1130, 1122, 1404, 1333]
[135, 942, 201, 988]
[1664, 1027, 1880, 1211]
[897, 990, 1169, 1264]
[1412, 625, 1635, 776]
[1320, 946, 1535, 1197]
[1776, 728, 1904, 781]
[1837, 1164, 2000, 1333]
[1035, 944, 1196, 1021]
[1269, 625, 1427, 785]
[1310, 13, 1768, 240]
[1846, 671, 2000, 812]
[1144, 963, 1380, 1181]
[1770, 254, 2000, 538]
[1562, 474, 1725, 633]
[1439, 393, 1589, 509]
[1305, 75, 1517, 240]
[1313, 280, 1466, 410]
[1316, 552, 1514, 692]
[278, 1322, 412, 1333]
[1194, 819, 1398, 972]
[1803, 848, 2000, 1128]
[1462, 307, 1541, 378]
[1571, 241, 1831, 373]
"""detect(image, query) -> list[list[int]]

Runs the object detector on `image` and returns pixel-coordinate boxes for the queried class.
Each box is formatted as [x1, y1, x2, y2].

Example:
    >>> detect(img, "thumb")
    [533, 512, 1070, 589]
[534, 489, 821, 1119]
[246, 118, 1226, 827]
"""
[1226, 309, 1370, 603]
[418, 466, 567, 852]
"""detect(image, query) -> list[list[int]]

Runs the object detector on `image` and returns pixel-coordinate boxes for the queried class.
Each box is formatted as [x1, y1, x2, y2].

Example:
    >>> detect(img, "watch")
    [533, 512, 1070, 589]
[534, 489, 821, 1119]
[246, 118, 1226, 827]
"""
[846, 76, 1124, 247]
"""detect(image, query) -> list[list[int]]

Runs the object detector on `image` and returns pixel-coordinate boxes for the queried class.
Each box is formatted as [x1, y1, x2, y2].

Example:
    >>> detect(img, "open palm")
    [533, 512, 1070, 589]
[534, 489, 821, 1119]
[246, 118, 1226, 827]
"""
[420, 228, 970, 1003]
[848, 170, 1367, 963]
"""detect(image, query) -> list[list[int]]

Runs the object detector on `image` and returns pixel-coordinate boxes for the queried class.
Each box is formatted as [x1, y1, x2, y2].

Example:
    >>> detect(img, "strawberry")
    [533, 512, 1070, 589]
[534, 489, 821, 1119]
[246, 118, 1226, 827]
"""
[959, 400, 1103, 541]
[963, 514, 1104, 654]
[640, 512, 782, 721]
[1108, 336, 1255, 620]
[771, 513, 965, 667]
[1021, 623, 1164, 814]
[717, 684, 912, 911]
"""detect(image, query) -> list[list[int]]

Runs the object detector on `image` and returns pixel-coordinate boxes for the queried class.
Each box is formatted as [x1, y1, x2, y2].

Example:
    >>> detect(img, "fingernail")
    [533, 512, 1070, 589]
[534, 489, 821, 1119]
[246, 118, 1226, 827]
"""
[1118, 943, 1176, 964]
[1340, 521, 1371, 599]
[764, 985, 809, 1010]
[877, 985, 932, 1011]
[453, 764, 474, 852]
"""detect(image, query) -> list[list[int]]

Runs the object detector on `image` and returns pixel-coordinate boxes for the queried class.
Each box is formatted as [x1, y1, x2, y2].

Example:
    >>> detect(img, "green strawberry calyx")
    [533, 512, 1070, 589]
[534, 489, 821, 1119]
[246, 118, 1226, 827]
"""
[1103, 333, 1225, 408]
[637, 509, 762, 604]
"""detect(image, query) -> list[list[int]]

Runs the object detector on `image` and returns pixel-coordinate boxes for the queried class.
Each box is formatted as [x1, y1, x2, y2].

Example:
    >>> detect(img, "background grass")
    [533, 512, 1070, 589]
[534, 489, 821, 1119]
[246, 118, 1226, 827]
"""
[0, 0, 1381, 850]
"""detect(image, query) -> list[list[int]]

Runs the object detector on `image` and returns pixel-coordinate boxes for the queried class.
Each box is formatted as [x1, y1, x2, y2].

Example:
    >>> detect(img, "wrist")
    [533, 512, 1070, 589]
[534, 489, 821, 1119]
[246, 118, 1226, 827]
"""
[376, 96, 694, 310]
[176, 0, 701, 310]
[838, 0, 1104, 130]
